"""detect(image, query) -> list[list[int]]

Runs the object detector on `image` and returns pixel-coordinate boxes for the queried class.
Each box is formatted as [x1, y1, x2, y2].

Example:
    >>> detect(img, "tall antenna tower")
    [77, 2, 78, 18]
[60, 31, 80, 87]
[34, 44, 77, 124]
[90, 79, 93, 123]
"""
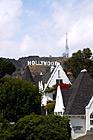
[65, 32, 69, 58]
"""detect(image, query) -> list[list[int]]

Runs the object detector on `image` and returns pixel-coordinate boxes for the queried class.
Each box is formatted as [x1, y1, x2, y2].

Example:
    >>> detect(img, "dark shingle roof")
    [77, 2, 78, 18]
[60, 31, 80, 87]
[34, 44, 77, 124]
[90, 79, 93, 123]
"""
[42, 72, 52, 84]
[64, 70, 93, 115]
[62, 89, 70, 108]
[34, 71, 52, 86]
[34, 75, 42, 85]
[22, 66, 34, 83]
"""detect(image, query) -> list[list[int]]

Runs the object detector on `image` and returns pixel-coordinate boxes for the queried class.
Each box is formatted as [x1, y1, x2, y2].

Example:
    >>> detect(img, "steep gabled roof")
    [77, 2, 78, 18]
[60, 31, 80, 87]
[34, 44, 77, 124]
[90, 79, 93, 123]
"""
[62, 89, 70, 108]
[43, 64, 71, 90]
[65, 70, 93, 115]
[42, 72, 52, 84]
[34, 71, 52, 86]
[34, 64, 71, 87]
[34, 74, 42, 85]
[22, 66, 34, 83]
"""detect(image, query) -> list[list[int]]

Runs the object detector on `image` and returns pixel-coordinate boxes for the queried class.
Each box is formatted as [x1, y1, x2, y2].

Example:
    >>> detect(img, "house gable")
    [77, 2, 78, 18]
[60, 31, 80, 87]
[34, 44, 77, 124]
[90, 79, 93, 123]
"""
[86, 96, 93, 109]
[44, 64, 71, 90]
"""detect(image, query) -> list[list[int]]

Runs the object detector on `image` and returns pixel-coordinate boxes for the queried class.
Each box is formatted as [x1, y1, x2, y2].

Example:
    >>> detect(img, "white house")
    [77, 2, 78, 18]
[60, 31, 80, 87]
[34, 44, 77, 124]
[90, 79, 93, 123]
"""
[63, 69, 93, 139]
[39, 63, 71, 106]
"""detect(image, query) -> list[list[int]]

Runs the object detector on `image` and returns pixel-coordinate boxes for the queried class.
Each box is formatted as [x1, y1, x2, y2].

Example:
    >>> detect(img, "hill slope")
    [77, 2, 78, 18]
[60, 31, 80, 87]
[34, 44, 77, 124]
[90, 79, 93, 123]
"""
[2, 56, 68, 79]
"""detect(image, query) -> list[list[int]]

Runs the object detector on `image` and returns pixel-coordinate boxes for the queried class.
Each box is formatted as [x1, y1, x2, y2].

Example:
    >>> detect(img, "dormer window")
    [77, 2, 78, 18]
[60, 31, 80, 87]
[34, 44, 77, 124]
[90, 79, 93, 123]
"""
[90, 112, 93, 125]
[56, 79, 62, 84]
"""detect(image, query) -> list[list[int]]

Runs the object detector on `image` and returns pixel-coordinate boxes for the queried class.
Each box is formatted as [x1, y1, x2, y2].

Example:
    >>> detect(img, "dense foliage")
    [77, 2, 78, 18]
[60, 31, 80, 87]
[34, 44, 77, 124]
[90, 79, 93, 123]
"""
[0, 58, 16, 78]
[0, 113, 10, 140]
[63, 48, 93, 78]
[45, 83, 71, 93]
[0, 114, 9, 130]
[1, 113, 71, 140]
[0, 78, 41, 121]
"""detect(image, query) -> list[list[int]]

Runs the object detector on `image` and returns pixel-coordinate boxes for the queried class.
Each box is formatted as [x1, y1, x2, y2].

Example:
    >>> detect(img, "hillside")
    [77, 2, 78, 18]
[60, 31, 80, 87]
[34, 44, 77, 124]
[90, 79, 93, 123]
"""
[2, 56, 69, 79]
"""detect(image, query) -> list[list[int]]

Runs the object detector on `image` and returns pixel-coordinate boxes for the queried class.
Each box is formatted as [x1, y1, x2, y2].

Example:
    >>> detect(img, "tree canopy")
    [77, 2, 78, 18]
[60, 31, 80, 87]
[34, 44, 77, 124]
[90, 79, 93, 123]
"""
[0, 58, 16, 78]
[1, 113, 71, 140]
[0, 77, 41, 122]
[63, 48, 93, 78]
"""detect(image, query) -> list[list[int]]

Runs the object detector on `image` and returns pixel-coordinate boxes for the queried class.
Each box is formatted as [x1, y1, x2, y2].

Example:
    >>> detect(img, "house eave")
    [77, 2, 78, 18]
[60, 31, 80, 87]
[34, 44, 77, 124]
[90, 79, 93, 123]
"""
[64, 114, 86, 118]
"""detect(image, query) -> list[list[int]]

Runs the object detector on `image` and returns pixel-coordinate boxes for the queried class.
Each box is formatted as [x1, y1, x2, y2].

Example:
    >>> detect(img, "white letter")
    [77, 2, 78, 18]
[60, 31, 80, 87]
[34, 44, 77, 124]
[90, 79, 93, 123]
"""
[43, 61, 47, 65]
[28, 61, 31, 65]
[50, 62, 54, 66]
[32, 61, 35, 65]
[47, 61, 50, 66]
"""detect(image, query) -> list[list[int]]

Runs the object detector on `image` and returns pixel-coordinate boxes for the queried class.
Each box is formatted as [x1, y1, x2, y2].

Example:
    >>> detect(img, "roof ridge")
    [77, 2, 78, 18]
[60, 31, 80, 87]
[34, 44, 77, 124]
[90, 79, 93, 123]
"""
[22, 66, 34, 82]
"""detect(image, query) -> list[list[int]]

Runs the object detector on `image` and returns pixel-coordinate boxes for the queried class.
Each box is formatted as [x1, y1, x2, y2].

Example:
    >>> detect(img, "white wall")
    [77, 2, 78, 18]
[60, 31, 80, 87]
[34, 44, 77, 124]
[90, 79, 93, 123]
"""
[41, 93, 53, 106]
[86, 97, 93, 131]
[68, 116, 86, 139]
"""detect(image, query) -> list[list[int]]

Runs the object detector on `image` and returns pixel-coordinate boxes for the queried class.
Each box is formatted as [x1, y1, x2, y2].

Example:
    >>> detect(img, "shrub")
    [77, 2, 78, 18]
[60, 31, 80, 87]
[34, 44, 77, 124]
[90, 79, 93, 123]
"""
[44, 100, 55, 115]
[2, 113, 71, 140]
[0, 77, 41, 122]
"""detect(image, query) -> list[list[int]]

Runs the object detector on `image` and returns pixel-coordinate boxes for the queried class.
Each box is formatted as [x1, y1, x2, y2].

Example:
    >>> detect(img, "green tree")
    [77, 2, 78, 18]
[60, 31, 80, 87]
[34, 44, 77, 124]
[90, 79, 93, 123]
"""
[2, 113, 71, 140]
[63, 48, 93, 78]
[0, 58, 16, 78]
[0, 77, 41, 122]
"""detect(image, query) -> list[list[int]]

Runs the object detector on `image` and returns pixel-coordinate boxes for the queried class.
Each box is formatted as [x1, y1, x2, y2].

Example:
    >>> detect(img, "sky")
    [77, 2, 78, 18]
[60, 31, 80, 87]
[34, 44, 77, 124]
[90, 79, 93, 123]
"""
[0, 0, 93, 59]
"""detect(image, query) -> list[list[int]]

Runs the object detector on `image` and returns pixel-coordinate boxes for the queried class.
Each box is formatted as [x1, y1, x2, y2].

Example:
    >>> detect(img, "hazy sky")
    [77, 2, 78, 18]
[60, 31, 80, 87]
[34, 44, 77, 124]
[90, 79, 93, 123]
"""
[0, 0, 93, 59]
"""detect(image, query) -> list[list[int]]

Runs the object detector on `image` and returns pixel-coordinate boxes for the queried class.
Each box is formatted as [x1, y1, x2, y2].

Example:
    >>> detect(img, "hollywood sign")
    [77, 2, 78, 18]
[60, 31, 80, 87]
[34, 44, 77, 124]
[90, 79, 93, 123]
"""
[28, 60, 59, 66]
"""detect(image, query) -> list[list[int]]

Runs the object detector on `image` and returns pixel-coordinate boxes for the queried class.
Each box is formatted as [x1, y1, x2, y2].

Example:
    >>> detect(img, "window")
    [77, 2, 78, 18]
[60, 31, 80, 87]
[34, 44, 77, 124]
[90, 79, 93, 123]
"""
[90, 112, 93, 125]
[56, 79, 62, 84]
[90, 112, 93, 118]
[53, 94, 56, 100]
